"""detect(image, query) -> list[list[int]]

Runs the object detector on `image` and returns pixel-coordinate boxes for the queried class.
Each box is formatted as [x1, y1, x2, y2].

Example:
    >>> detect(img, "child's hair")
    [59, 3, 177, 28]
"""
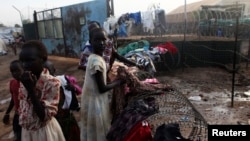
[10, 60, 22, 68]
[88, 21, 100, 28]
[89, 27, 107, 41]
[21, 40, 48, 62]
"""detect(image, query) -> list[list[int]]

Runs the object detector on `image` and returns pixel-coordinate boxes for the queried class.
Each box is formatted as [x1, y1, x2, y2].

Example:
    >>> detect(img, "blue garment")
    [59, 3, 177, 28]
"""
[129, 12, 141, 25]
[118, 23, 127, 37]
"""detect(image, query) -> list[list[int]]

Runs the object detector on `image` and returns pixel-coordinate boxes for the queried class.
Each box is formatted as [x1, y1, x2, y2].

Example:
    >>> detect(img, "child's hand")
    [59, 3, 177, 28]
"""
[20, 71, 37, 91]
[3, 114, 10, 125]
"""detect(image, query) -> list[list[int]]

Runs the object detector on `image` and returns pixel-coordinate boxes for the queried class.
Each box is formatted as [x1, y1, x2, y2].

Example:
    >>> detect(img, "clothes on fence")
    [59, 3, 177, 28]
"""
[124, 51, 156, 75]
[123, 120, 153, 141]
[154, 42, 178, 54]
[117, 40, 150, 56]
[118, 23, 128, 37]
[107, 97, 158, 141]
[129, 12, 142, 25]
[141, 11, 155, 34]
[154, 123, 191, 141]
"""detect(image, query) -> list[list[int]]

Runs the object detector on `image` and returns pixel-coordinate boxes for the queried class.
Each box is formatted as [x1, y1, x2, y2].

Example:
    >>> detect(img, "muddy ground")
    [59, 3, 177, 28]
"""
[0, 44, 250, 140]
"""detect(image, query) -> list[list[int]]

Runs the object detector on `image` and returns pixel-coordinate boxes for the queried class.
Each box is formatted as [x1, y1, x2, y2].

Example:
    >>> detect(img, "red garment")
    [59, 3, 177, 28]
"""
[156, 42, 178, 54]
[9, 79, 20, 112]
[123, 120, 153, 141]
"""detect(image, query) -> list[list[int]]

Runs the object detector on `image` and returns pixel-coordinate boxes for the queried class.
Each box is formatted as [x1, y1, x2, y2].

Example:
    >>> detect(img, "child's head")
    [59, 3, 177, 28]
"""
[19, 40, 48, 77]
[44, 60, 56, 76]
[89, 28, 108, 54]
[88, 21, 100, 31]
[10, 60, 23, 81]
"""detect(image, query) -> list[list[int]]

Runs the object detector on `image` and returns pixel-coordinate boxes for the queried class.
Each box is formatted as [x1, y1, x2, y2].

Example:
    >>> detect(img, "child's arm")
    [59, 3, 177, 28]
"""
[28, 88, 45, 121]
[2, 98, 14, 124]
[112, 48, 144, 69]
[20, 71, 45, 121]
[95, 70, 124, 93]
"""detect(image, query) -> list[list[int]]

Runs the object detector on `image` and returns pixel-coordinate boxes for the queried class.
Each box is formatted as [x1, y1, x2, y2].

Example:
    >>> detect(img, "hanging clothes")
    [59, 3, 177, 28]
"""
[129, 12, 142, 25]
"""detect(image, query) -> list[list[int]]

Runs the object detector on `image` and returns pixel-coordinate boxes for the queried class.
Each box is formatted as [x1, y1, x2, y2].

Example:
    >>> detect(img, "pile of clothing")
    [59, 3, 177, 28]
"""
[117, 40, 179, 75]
[107, 64, 207, 141]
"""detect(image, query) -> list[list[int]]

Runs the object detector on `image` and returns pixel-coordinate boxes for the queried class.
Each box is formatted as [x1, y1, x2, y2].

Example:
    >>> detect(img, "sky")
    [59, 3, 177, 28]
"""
[0, 0, 202, 27]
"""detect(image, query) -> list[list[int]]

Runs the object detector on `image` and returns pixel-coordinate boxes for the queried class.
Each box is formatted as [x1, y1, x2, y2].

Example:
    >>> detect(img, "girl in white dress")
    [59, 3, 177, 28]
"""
[80, 28, 124, 141]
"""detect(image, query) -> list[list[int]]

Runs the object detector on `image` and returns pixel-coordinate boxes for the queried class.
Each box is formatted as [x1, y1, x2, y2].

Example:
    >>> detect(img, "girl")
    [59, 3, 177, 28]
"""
[3, 60, 23, 141]
[80, 28, 124, 141]
[18, 40, 65, 141]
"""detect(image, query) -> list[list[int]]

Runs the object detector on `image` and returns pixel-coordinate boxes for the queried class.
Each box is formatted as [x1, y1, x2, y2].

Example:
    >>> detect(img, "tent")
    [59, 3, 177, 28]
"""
[0, 38, 7, 55]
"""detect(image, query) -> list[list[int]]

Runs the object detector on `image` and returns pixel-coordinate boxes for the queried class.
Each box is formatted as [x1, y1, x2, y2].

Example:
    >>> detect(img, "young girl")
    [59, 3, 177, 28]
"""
[18, 40, 65, 141]
[3, 60, 23, 141]
[80, 28, 124, 141]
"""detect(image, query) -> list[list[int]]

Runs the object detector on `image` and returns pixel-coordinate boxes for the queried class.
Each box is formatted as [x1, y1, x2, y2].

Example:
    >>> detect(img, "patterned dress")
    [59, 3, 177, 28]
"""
[18, 69, 65, 141]
[80, 54, 111, 141]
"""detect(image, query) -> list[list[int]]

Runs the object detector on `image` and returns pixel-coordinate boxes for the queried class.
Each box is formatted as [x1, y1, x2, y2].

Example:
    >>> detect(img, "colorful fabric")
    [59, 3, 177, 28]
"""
[107, 97, 158, 141]
[123, 120, 153, 141]
[155, 42, 178, 54]
[142, 78, 159, 84]
[80, 54, 111, 141]
[117, 40, 150, 56]
[9, 79, 20, 112]
[65, 75, 82, 96]
[129, 12, 142, 25]
[18, 68, 61, 130]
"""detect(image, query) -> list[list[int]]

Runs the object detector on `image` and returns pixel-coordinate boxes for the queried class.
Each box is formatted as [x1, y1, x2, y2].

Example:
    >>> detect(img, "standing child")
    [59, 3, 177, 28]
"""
[18, 40, 65, 141]
[2, 60, 24, 141]
[80, 27, 125, 141]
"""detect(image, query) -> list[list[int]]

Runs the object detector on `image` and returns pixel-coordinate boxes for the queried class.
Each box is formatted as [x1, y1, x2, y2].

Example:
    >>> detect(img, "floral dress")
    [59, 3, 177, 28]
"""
[80, 54, 111, 141]
[18, 69, 65, 141]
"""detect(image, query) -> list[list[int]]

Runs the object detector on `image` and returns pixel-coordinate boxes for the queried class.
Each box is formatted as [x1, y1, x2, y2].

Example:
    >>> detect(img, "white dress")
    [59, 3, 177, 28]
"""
[80, 54, 111, 141]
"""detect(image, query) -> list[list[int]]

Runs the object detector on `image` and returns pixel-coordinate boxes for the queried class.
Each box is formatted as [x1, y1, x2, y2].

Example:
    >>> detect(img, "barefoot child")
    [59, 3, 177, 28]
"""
[18, 40, 65, 141]
[2, 60, 23, 141]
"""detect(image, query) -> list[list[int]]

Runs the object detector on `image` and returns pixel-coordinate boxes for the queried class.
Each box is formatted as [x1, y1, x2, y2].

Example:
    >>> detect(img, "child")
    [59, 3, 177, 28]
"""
[18, 40, 65, 141]
[2, 60, 23, 141]
[78, 21, 143, 72]
[78, 21, 101, 70]
[80, 27, 124, 141]
[44, 60, 81, 141]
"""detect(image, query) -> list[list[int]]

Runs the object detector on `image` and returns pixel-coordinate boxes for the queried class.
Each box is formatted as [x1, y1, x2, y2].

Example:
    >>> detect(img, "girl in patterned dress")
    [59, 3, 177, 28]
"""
[18, 40, 65, 141]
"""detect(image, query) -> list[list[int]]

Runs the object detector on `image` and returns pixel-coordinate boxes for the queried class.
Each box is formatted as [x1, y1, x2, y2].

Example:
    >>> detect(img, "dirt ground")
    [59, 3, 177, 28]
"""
[0, 45, 250, 140]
